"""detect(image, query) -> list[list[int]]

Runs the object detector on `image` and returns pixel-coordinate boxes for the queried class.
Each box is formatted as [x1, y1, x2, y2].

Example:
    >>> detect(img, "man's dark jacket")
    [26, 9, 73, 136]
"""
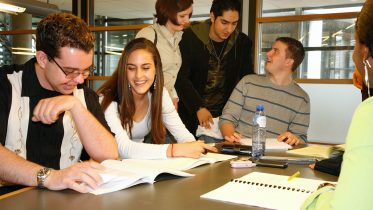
[175, 20, 254, 135]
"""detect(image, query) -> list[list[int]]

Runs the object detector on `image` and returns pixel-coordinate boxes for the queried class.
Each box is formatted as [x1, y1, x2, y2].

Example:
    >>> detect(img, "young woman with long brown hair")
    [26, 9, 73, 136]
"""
[98, 38, 216, 159]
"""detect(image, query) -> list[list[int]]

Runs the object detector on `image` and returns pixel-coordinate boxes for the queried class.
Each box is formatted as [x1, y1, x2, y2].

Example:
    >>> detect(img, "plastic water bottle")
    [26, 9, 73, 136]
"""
[251, 105, 266, 160]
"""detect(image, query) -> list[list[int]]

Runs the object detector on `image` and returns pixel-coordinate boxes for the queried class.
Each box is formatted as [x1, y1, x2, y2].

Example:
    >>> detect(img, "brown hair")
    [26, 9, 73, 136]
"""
[98, 38, 165, 144]
[276, 37, 305, 71]
[356, 0, 373, 57]
[36, 13, 94, 59]
[155, 0, 193, 26]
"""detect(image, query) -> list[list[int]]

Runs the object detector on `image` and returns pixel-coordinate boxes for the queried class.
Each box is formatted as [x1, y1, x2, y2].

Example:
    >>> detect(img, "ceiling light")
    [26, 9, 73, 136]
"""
[0, 2, 26, 14]
[105, 51, 122, 56]
[12, 51, 35, 55]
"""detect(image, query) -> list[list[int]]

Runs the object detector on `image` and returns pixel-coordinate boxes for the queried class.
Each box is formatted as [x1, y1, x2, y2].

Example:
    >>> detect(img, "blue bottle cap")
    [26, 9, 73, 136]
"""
[256, 104, 264, 111]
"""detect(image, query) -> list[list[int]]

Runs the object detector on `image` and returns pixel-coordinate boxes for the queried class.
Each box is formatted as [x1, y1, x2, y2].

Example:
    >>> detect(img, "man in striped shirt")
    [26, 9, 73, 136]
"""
[220, 37, 310, 146]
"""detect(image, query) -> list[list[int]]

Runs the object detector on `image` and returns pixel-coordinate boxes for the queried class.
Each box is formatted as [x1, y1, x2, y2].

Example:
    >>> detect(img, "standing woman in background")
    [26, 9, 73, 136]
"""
[97, 38, 216, 160]
[136, 0, 193, 109]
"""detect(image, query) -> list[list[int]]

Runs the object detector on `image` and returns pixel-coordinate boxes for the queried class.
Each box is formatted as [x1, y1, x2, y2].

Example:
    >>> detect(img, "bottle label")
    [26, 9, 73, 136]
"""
[256, 116, 266, 128]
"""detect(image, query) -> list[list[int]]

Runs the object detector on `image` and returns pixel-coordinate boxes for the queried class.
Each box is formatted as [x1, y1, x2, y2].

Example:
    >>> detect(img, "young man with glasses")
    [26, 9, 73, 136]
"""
[0, 13, 118, 194]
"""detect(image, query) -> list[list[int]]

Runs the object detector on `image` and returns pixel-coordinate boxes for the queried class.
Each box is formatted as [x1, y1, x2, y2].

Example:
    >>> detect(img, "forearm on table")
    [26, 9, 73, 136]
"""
[70, 103, 118, 161]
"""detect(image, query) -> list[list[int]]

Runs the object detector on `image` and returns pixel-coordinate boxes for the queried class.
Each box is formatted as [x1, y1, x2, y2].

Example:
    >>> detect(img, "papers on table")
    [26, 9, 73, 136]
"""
[240, 138, 292, 150]
[286, 144, 345, 159]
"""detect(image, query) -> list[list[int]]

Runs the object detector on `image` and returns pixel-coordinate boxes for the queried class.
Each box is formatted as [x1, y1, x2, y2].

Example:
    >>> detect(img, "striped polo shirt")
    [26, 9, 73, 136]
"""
[220, 74, 310, 141]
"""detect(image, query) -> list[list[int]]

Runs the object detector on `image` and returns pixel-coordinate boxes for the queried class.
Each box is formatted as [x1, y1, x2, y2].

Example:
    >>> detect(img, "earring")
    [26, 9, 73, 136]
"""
[363, 59, 371, 97]
[365, 59, 372, 68]
[153, 75, 157, 89]
[128, 84, 131, 89]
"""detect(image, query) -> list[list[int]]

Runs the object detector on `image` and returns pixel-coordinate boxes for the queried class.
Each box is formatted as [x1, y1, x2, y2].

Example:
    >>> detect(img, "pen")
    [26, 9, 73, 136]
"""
[288, 171, 301, 181]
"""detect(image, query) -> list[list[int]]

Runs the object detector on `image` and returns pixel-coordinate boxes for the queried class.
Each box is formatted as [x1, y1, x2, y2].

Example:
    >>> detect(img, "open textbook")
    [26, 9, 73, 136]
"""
[88, 153, 236, 195]
[201, 172, 336, 210]
[286, 144, 345, 159]
[240, 138, 292, 150]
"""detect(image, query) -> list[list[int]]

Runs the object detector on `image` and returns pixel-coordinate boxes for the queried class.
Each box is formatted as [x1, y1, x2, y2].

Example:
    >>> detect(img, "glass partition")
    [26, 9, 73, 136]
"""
[259, 18, 355, 79]
[257, 0, 363, 79]
[260, 0, 364, 17]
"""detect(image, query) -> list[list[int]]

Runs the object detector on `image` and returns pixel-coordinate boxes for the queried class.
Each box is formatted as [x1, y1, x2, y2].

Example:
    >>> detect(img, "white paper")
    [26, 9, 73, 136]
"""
[240, 138, 292, 150]
[89, 153, 236, 195]
[195, 117, 224, 139]
[201, 172, 334, 210]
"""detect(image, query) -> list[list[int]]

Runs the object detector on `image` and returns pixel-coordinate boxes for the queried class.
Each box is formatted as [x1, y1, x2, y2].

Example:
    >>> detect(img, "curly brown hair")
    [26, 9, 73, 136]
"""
[36, 13, 94, 59]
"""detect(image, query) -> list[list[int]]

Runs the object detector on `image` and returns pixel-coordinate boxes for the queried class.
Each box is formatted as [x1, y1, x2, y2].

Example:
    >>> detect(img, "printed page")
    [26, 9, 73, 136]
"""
[201, 172, 333, 210]
[286, 145, 334, 159]
[121, 153, 236, 171]
[240, 138, 292, 150]
[88, 167, 146, 195]
[88, 159, 193, 195]
[89, 153, 236, 195]
[106, 159, 193, 183]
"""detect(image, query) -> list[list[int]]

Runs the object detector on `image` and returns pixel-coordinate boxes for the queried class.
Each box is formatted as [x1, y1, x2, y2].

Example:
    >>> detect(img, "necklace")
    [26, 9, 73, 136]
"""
[209, 38, 227, 70]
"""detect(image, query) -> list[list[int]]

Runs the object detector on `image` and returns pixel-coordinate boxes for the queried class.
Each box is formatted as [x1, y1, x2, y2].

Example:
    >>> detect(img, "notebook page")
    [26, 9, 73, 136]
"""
[201, 172, 331, 210]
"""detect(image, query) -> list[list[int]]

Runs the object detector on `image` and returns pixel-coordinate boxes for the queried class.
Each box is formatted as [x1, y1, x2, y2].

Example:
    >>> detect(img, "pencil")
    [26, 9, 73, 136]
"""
[288, 171, 301, 181]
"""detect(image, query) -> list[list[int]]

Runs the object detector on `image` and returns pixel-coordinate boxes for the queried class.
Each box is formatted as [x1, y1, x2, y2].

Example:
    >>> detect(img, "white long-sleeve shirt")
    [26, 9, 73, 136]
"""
[102, 88, 194, 159]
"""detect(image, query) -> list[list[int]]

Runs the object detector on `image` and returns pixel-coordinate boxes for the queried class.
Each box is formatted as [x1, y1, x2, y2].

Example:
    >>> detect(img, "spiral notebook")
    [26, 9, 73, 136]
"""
[201, 172, 334, 210]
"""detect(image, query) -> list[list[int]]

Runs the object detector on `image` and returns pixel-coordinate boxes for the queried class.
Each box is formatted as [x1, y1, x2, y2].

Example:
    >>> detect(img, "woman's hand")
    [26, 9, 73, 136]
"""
[169, 141, 218, 158]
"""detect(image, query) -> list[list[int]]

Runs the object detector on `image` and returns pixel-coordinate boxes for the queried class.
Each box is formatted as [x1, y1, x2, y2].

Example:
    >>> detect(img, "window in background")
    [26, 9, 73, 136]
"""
[0, 0, 71, 66]
[261, 0, 362, 17]
[91, 0, 210, 85]
[257, 0, 363, 79]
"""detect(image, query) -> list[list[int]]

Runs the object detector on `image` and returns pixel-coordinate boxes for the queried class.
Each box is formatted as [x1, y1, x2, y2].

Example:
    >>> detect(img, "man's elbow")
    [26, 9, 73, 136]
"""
[94, 153, 118, 162]
[94, 145, 119, 162]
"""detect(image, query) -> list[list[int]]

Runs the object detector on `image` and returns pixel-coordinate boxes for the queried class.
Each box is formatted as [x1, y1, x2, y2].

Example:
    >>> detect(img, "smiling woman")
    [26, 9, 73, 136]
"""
[97, 38, 217, 160]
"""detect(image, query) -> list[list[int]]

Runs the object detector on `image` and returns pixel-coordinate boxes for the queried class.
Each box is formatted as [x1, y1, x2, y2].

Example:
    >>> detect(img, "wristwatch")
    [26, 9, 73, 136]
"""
[37, 167, 52, 188]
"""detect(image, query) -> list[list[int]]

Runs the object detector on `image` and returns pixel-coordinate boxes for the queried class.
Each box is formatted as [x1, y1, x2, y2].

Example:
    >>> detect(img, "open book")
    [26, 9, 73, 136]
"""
[240, 138, 292, 150]
[89, 153, 236, 195]
[201, 172, 335, 210]
[286, 144, 345, 159]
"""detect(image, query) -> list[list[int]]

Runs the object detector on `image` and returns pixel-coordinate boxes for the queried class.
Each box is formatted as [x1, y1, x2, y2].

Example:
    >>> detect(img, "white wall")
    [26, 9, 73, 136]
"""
[300, 84, 361, 144]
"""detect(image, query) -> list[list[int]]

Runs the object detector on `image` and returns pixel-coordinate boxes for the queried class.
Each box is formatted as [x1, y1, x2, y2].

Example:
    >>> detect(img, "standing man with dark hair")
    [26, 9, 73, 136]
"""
[0, 13, 118, 194]
[220, 37, 310, 146]
[175, 0, 253, 138]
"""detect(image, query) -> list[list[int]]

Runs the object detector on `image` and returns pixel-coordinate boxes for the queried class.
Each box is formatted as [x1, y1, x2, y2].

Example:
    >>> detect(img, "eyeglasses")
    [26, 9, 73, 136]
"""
[51, 57, 96, 79]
